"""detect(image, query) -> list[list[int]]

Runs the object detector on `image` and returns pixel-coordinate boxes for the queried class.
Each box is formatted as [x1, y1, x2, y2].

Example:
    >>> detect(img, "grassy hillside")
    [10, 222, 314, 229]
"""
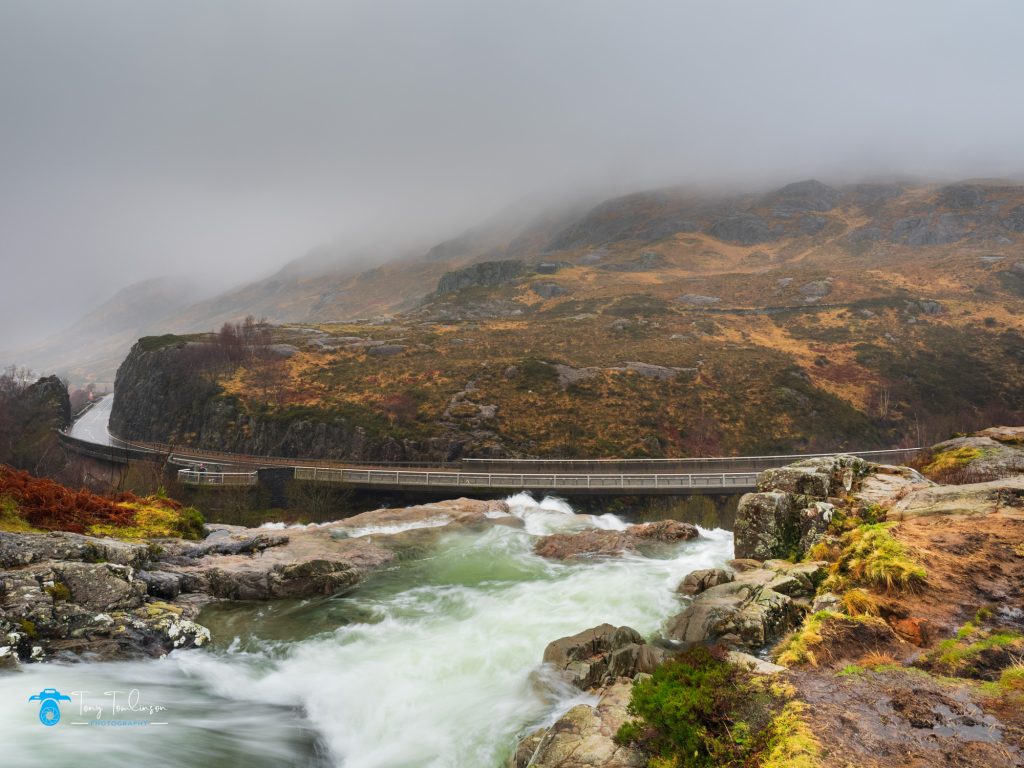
[116, 180, 1024, 457]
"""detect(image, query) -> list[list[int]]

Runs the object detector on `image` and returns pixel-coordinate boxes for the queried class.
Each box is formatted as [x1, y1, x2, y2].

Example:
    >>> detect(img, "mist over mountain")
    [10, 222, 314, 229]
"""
[3, 1, 1024, 352]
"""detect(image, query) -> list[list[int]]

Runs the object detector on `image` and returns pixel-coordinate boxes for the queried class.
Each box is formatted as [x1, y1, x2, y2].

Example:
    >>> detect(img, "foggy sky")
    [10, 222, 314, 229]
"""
[2, 0, 1023, 349]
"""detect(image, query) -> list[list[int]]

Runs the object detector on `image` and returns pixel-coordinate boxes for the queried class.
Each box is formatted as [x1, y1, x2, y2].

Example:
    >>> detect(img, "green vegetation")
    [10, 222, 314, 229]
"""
[614, 647, 820, 768]
[0, 494, 41, 533]
[88, 502, 205, 540]
[137, 333, 206, 352]
[760, 700, 821, 768]
[920, 445, 987, 481]
[826, 523, 926, 593]
[775, 610, 891, 668]
[44, 582, 71, 602]
[840, 587, 879, 617]
[775, 610, 839, 667]
[923, 623, 1024, 678]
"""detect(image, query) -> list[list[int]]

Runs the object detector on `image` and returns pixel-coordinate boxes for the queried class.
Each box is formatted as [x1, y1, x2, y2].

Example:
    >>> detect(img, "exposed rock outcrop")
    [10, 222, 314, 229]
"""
[734, 455, 871, 561]
[534, 520, 698, 561]
[542, 624, 667, 690]
[0, 498, 515, 665]
[513, 681, 644, 768]
[509, 623, 658, 768]
[435, 259, 525, 296]
[110, 339, 490, 462]
[676, 567, 733, 596]
[667, 560, 825, 648]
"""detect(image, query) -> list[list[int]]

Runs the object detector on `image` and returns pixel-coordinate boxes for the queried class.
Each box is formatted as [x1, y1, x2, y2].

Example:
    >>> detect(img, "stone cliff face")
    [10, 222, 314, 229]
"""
[109, 338, 474, 461]
[435, 259, 525, 296]
[0, 375, 71, 473]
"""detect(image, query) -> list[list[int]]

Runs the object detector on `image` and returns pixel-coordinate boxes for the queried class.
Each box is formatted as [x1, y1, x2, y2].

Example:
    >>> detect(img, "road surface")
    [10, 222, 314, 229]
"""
[69, 394, 115, 446]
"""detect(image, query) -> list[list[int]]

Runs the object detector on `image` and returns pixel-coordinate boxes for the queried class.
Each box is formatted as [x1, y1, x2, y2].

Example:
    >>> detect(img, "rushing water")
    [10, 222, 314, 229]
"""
[0, 494, 732, 768]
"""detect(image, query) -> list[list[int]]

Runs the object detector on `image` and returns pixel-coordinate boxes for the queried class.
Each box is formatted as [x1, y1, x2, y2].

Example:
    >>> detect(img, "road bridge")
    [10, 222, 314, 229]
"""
[59, 400, 920, 495]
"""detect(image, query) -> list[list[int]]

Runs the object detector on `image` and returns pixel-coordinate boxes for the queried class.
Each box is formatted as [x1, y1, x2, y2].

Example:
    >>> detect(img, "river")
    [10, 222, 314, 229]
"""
[0, 494, 732, 767]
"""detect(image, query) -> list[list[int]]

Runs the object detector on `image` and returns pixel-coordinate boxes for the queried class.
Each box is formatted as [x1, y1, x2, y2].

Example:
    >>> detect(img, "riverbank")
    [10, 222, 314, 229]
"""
[0, 487, 730, 767]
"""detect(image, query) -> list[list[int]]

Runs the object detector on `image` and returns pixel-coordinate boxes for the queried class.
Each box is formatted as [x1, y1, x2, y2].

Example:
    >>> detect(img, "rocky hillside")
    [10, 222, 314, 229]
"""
[107, 180, 1024, 459]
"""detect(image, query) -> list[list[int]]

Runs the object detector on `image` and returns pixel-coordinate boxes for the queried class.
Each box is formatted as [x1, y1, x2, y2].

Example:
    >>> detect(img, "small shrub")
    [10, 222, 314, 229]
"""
[614, 647, 780, 767]
[831, 523, 926, 592]
[855, 651, 897, 669]
[44, 582, 71, 602]
[841, 588, 879, 617]
[776, 611, 835, 667]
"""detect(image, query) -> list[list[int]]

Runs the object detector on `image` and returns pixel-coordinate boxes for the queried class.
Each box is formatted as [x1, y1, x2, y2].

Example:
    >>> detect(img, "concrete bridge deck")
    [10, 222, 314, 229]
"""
[59, 423, 920, 495]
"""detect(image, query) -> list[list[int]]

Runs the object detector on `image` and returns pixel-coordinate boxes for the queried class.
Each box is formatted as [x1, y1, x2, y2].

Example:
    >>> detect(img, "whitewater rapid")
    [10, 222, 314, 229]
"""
[0, 495, 732, 768]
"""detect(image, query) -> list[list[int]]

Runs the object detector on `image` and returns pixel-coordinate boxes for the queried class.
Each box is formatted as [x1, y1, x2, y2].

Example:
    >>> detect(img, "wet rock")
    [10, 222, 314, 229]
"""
[526, 681, 644, 768]
[507, 727, 547, 768]
[55, 562, 146, 611]
[666, 567, 805, 648]
[758, 455, 869, 497]
[0, 562, 207, 662]
[668, 560, 823, 649]
[727, 651, 786, 675]
[854, 464, 932, 509]
[887, 475, 1024, 520]
[137, 569, 183, 599]
[677, 567, 734, 596]
[534, 521, 699, 561]
[0, 531, 150, 569]
[737, 455, 872, 560]
[811, 592, 841, 613]
[891, 616, 934, 647]
[733, 492, 796, 562]
[543, 624, 646, 690]
[974, 425, 1024, 444]
[340, 498, 508, 532]
[926, 435, 1024, 482]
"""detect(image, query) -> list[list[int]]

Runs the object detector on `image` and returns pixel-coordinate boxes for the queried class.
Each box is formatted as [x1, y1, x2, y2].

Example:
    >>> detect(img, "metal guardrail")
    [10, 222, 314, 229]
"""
[460, 448, 922, 474]
[293, 466, 760, 492]
[177, 469, 259, 487]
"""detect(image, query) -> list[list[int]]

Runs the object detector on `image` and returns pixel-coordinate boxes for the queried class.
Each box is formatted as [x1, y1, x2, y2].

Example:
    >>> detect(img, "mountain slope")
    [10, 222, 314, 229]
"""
[109, 179, 1024, 459]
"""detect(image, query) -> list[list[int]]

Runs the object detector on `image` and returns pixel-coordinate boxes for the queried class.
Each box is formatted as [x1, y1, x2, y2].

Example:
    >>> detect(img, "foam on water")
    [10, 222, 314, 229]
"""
[0, 496, 733, 768]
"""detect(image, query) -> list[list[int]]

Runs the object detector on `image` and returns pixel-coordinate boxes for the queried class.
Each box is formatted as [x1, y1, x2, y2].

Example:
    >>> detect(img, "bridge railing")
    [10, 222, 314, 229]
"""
[460, 448, 922, 474]
[177, 469, 259, 487]
[293, 466, 760, 491]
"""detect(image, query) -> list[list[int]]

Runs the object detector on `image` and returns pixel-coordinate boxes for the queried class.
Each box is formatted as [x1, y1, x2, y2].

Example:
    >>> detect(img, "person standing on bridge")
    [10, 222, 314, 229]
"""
[198, 463, 207, 473]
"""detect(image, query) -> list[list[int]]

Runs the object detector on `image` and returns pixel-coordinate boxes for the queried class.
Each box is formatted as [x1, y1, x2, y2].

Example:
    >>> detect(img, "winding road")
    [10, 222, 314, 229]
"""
[61, 394, 921, 495]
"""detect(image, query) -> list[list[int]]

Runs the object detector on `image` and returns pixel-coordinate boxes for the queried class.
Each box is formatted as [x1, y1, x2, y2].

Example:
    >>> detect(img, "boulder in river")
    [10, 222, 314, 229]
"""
[667, 560, 825, 648]
[542, 623, 666, 691]
[534, 520, 698, 561]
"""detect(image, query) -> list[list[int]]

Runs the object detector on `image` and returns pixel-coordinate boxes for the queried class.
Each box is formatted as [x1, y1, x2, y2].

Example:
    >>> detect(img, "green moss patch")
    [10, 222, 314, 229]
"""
[615, 646, 820, 767]
[826, 523, 926, 593]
